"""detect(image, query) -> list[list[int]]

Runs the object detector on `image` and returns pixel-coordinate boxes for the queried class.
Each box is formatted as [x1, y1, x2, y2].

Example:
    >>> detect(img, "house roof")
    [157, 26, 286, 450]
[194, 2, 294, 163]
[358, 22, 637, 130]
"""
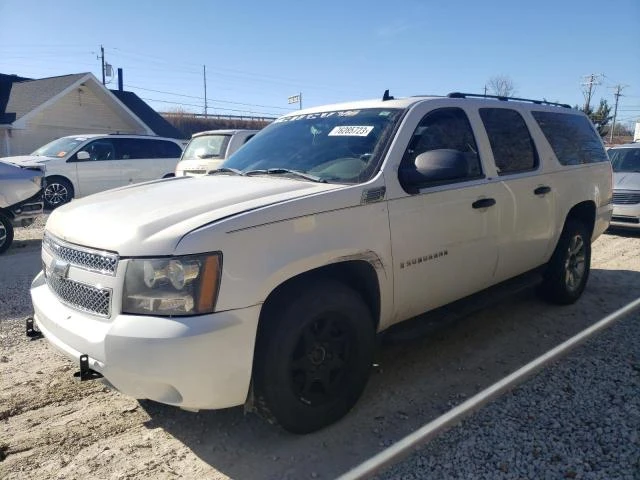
[1, 73, 87, 122]
[0, 72, 182, 138]
[110, 90, 184, 139]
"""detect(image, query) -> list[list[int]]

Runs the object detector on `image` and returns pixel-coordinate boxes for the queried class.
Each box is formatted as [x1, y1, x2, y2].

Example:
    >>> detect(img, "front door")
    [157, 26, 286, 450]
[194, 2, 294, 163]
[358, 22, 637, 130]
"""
[387, 107, 507, 323]
[73, 139, 123, 197]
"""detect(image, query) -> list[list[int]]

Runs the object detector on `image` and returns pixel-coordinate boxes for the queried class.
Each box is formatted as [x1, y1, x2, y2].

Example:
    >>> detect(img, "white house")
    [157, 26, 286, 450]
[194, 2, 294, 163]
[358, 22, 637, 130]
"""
[0, 72, 182, 157]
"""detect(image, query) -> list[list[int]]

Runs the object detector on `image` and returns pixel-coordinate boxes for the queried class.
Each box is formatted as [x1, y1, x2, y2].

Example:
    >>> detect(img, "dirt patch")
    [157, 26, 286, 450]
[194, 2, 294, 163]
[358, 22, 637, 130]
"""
[1, 229, 639, 479]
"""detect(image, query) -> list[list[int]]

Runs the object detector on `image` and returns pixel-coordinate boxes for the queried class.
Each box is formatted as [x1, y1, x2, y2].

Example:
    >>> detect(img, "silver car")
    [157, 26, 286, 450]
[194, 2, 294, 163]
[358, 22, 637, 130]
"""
[609, 143, 640, 229]
[0, 161, 44, 253]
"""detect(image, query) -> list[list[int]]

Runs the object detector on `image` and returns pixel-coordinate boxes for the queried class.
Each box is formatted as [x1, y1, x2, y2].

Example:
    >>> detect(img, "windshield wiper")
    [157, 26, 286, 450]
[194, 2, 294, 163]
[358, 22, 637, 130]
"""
[207, 167, 244, 176]
[198, 154, 221, 159]
[244, 168, 326, 183]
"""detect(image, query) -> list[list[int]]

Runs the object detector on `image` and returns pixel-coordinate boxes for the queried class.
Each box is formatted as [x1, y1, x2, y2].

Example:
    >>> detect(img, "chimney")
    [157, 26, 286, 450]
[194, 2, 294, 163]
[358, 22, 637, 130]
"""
[118, 68, 123, 91]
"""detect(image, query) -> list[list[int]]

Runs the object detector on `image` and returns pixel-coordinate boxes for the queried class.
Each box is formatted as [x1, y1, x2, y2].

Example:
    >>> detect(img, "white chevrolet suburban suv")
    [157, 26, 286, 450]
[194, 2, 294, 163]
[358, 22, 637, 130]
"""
[30, 92, 613, 433]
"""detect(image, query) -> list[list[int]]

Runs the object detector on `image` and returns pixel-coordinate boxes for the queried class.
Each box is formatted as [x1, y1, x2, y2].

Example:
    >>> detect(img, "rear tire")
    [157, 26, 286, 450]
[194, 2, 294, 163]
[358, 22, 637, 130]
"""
[0, 213, 14, 254]
[539, 219, 591, 305]
[254, 280, 375, 433]
[44, 176, 74, 209]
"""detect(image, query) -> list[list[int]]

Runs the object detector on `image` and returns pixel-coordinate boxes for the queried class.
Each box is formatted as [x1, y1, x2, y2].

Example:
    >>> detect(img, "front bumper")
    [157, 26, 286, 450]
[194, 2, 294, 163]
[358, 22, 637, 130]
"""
[610, 203, 640, 230]
[8, 189, 44, 227]
[31, 271, 261, 410]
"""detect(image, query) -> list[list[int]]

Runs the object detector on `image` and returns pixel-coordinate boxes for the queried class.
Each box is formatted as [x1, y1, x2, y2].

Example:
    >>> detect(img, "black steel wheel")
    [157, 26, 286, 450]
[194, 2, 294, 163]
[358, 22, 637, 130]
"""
[254, 279, 375, 433]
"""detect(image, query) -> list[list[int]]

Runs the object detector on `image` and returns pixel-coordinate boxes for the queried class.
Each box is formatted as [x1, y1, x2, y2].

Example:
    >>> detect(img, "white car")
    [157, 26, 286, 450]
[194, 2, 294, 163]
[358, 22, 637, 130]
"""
[1, 134, 185, 209]
[31, 92, 612, 433]
[174, 129, 258, 176]
[0, 161, 44, 253]
[608, 143, 640, 229]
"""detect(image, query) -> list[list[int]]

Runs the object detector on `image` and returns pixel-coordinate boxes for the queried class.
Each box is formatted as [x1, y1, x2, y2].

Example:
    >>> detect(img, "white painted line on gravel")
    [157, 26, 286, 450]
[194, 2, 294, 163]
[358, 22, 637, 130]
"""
[338, 296, 640, 480]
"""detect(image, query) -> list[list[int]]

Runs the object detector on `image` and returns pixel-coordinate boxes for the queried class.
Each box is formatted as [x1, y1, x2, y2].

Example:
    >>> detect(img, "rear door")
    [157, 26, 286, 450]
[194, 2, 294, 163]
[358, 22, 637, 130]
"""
[115, 138, 182, 186]
[478, 107, 556, 282]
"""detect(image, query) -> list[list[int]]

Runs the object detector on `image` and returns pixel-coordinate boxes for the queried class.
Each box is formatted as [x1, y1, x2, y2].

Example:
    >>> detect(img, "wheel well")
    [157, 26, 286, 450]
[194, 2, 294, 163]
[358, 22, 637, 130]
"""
[45, 175, 75, 193]
[258, 261, 381, 335]
[565, 201, 596, 237]
[0, 207, 13, 220]
[163, 173, 175, 178]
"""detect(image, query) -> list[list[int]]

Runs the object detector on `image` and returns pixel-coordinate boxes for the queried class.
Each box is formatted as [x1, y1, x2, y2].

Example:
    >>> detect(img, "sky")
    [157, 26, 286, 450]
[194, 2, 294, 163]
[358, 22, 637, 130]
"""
[1, 0, 639, 128]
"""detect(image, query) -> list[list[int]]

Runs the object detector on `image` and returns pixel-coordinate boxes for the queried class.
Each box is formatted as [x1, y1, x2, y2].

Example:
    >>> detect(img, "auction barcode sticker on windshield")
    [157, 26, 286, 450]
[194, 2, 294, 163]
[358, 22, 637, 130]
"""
[328, 126, 374, 137]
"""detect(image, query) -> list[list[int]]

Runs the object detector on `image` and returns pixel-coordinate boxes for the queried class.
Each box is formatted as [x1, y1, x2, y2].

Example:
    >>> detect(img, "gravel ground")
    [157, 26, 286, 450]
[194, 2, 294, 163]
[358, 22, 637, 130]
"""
[378, 313, 640, 480]
[0, 219, 639, 479]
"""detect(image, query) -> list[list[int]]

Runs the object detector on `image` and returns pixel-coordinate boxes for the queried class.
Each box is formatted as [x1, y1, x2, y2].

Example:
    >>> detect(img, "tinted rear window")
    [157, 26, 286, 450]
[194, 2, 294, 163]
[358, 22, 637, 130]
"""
[479, 108, 538, 174]
[531, 112, 608, 165]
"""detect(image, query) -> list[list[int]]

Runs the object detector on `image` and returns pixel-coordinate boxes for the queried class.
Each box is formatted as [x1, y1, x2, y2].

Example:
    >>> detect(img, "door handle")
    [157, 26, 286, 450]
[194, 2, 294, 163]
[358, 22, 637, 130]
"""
[534, 186, 551, 195]
[472, 198, 496, 209]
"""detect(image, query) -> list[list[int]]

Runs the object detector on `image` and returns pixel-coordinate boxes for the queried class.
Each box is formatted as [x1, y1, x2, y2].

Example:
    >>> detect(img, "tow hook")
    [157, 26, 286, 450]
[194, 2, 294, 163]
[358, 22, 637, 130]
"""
[26, 316, 43, 340]
[73, 354, 103, 381]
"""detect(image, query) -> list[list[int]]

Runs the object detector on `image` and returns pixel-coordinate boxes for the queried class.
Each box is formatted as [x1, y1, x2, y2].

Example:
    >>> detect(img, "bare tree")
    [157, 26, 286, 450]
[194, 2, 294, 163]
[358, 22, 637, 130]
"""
[486, 75, 516, 97]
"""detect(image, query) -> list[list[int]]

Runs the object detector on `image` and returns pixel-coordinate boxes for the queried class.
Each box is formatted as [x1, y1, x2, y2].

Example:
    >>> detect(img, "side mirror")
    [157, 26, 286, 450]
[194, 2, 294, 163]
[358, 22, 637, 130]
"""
[399, 149, 468, 191]
[76, 151, 90, 161]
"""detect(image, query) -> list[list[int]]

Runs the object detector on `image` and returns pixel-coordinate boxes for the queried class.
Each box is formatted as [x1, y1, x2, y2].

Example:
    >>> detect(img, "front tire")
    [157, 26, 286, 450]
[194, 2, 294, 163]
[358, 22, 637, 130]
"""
[539, 219, 591, 305]
[44, 177, 74, 209]
[254, 280, 375, 433]
[0, 213, 14, 254]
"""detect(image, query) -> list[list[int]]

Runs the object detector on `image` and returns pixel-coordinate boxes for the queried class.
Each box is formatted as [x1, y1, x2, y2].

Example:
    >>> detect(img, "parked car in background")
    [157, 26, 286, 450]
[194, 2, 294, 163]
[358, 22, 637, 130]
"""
[608, 142, 640, 229]
[175, 129, 258, 176]
[0, 161, 44, 253]
[0, 134, 186, 209]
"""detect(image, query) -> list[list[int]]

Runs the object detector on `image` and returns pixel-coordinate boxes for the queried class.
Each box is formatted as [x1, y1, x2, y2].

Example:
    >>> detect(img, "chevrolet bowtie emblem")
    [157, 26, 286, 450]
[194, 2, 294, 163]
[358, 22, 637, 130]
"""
[50, 258, 70, 279]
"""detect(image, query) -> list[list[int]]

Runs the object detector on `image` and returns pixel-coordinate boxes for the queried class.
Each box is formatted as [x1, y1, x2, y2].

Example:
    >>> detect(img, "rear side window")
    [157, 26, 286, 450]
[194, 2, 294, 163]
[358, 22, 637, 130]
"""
[112, 138, 147, 159]
[479, 108, 538, 174]
[531, 112, 608, 165]
[153, 140, 183, 158]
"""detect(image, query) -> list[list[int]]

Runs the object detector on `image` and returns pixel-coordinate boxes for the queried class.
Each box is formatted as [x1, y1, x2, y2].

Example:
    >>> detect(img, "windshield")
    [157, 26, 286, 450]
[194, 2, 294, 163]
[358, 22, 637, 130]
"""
[609, 148, 640, 172]
[32, 137, 86, 157]
[223, 108, 404, 183]
[182, 134, 231, 160]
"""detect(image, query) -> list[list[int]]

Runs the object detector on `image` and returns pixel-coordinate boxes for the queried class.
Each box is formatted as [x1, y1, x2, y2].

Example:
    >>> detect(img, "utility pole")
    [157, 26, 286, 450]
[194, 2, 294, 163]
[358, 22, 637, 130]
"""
[100, 45, 105, 85]
[609, 84, 626, 143]
[581, 73, 603, 111]
[203, 65, 208, 118]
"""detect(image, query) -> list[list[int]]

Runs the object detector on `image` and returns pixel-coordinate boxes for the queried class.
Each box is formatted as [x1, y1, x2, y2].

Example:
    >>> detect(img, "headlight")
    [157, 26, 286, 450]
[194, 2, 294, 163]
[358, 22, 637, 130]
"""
[123, 253, 222, 316]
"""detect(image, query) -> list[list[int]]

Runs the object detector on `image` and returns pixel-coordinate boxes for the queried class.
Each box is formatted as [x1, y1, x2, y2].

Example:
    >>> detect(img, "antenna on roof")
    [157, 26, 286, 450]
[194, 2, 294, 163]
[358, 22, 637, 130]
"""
[382, 89, 394, 101]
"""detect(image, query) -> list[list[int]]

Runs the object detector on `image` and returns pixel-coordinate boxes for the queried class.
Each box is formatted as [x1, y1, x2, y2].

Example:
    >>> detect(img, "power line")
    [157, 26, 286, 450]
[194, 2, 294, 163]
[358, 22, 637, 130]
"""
[139, 97, 282, 117]
[126, 84, 296, 110]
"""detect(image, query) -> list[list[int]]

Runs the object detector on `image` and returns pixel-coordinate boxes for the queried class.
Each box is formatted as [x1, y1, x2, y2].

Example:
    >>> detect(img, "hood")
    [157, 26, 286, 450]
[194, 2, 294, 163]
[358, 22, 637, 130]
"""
[46, 175, 343, 256]
[1, 155, 55, 167]
[613, 172, 640, 190]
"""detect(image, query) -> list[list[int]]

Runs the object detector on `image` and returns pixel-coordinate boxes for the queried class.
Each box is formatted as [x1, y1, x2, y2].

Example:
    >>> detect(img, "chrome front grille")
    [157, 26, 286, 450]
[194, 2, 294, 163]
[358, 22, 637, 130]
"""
[613, 191, 640, 205]
[44, 270, 111, 317]
[42, 232, 118, 317]
[43, 232, 118, 275]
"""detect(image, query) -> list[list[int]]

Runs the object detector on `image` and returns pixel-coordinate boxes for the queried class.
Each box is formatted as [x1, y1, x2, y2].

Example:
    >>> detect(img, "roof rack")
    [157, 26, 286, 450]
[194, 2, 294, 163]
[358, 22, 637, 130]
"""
[447, 92, 572, 109]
